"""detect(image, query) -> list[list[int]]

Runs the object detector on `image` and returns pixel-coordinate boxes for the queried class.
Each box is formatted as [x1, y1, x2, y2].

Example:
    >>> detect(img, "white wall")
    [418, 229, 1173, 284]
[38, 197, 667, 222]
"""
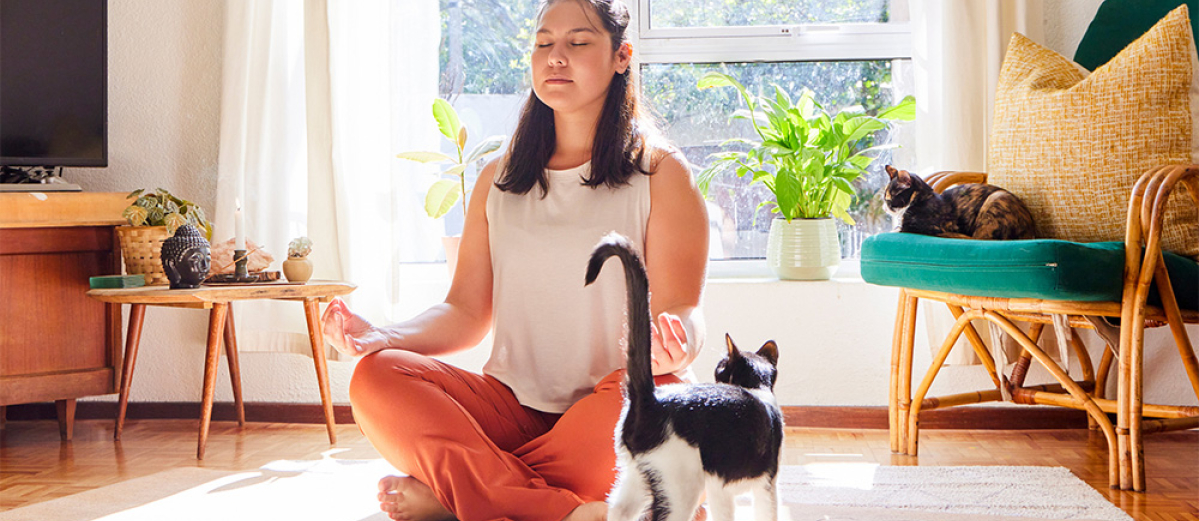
[77, 1, 1194, 409]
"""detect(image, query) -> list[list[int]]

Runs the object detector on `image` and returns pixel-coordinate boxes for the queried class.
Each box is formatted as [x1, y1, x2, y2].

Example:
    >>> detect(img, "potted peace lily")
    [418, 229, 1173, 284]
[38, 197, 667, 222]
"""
[397, 99, 504, 275]
[697, 71, 915, 280]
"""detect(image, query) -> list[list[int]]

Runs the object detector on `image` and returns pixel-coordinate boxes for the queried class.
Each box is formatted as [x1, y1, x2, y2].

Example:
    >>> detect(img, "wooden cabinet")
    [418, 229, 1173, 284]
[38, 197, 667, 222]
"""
[0, 193, 127, 439]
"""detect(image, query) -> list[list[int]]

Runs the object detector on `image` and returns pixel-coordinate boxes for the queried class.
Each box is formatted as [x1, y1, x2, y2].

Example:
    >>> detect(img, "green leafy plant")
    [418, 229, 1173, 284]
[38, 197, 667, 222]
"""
[696, 71, 915, 224]
[122, 188, 212, 240]
[397, 99, 505, 219]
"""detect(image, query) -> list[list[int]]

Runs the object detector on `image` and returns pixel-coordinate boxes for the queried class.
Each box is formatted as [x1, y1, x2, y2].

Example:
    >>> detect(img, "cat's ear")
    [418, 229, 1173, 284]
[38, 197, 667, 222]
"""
[725, 333, 741, 359]
[895, 168, 912, 189]
[886, 165, 899, 180]
[757, 341, 779, 365]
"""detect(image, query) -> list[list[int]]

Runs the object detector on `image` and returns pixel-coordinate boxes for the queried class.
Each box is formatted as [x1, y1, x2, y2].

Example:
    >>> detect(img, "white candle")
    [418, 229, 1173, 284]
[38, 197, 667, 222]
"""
[235, 198, 245, 250]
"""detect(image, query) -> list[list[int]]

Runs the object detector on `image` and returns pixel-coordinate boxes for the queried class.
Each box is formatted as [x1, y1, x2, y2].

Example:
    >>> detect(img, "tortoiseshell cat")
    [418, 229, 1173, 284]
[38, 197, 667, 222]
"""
[586, 233, 783, 521]
[884, 165, 1035, 240]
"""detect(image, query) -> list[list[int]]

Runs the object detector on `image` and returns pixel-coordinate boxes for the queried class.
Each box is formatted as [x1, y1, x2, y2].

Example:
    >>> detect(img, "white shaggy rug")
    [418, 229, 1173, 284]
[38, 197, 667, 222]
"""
[0, 457, 1131, 521]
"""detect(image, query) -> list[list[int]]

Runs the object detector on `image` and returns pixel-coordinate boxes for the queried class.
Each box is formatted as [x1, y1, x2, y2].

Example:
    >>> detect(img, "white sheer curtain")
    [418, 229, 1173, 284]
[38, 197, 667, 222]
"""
[910, 0, 1043, 176]
[215, 0, 441, 358]
[215, 0, 312, 355]
[908, 0, 1043, 366]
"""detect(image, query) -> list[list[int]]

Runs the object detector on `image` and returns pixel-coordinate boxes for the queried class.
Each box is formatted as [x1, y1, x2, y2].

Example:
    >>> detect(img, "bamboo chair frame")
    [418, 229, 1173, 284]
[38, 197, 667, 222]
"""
[887, 166, 1199, 492]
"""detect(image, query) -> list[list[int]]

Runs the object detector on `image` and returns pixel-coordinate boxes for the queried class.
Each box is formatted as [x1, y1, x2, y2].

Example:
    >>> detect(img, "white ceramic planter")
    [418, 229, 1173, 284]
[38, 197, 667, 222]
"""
[766, 217, 840, 280]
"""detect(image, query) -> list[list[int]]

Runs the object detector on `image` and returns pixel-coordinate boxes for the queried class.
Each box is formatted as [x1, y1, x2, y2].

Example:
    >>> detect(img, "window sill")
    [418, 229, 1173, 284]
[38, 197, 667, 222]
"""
[398, 258, 865, 285]
[707, 258, 863, 284]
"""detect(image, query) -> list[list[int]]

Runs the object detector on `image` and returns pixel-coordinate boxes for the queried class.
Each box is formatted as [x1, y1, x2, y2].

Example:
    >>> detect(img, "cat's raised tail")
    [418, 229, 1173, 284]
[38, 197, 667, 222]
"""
[585, 233, 655, 414]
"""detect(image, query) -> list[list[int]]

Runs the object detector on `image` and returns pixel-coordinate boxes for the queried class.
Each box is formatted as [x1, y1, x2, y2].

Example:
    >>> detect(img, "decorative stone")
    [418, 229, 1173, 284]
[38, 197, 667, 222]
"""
[160, 224, 211, 289]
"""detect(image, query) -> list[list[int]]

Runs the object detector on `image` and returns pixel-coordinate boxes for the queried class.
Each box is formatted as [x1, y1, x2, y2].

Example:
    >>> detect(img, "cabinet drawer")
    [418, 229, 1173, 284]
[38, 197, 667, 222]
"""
[0, 226, 116, 255]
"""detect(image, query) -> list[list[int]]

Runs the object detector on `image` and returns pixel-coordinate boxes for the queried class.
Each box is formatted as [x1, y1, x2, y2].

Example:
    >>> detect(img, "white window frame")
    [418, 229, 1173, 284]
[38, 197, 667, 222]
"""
[630, 0, 912, 278]
[632, 0, 912, 64]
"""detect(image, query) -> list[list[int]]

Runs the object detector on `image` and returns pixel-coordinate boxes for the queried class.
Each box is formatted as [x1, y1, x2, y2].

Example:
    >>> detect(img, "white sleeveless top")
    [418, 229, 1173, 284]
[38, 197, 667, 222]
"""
[485, 159, 651, 413]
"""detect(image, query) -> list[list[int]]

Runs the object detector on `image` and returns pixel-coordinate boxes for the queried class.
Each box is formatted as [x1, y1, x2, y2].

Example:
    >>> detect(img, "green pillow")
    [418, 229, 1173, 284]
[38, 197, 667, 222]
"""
[1074, 0, 1199, 70]
[860, 234, 1198, 311]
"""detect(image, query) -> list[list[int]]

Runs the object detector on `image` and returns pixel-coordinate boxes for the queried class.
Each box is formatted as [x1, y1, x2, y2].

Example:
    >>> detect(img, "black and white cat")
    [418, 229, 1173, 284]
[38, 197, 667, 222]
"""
[585, 233, 783, 521]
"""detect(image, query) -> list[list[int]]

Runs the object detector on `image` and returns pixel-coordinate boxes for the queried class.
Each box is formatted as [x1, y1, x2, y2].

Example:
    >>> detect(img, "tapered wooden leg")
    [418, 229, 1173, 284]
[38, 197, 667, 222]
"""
[56, 399, 76, 441]
[897, 293, 918, 455]
[303, 298, 337, 445]
[198, 303, 228, 459]
[889, 292, 904, 453]
[115, 304, 146, 440]
[0, 405, 6, 430]
[223, 305, 245, 427]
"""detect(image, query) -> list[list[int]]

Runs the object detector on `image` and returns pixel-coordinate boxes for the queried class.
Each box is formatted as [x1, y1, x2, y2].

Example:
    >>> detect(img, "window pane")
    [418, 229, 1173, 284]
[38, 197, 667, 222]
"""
[395, 0, 534, 263]
[641, 60, 915, 260]
[649, 0, 908, 28]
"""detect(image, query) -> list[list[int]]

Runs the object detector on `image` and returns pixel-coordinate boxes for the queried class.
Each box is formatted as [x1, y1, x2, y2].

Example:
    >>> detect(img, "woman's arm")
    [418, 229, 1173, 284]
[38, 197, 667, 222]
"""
[644, 150, 709, 375]
[322, 160, 497, 357]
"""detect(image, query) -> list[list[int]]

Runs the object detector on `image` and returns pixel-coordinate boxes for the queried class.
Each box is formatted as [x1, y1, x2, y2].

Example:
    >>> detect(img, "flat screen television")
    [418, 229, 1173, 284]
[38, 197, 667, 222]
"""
[0, 0, 107, 168]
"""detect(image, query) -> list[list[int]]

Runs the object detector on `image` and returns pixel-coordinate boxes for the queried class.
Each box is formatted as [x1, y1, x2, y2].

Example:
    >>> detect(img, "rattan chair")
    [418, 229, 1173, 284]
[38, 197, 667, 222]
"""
[862, 165, 1199, 492]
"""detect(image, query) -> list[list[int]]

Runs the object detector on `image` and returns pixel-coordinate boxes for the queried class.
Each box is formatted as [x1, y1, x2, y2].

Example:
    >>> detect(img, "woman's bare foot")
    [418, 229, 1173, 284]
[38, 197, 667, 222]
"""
[562, 501, 607, 521]
[377, 475, 456, 521]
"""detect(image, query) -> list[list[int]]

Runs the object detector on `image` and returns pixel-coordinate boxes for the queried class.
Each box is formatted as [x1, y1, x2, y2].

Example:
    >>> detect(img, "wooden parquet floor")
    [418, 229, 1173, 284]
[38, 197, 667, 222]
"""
[0, 419, 1195, 520]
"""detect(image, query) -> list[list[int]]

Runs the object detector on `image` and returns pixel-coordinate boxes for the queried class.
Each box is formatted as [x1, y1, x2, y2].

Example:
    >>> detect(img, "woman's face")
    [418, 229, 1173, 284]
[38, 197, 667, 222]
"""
[531, 0, 630, 116]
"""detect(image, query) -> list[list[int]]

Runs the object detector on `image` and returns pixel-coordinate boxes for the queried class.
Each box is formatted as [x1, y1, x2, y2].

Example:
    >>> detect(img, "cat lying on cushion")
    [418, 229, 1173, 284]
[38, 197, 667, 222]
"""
[884, 165, 1035, 240]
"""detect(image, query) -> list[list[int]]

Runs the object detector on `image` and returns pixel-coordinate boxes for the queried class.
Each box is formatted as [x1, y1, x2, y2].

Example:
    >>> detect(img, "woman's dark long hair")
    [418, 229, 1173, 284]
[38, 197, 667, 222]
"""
[495, 0, 657, 196]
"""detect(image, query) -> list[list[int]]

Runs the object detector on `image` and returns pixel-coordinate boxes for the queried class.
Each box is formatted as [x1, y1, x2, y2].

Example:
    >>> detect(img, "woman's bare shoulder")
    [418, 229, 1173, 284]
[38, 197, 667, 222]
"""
[645, 145, 694, 187]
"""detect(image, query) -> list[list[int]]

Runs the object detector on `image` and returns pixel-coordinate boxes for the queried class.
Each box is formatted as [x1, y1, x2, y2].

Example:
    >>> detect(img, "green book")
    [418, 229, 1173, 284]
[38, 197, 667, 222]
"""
[89, 275, 147, 289]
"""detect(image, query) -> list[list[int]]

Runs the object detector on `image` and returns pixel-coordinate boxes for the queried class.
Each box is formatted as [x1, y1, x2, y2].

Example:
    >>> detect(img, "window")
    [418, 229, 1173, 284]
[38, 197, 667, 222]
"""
[636, 0, 915, 260]
[412, 0, 914, 262]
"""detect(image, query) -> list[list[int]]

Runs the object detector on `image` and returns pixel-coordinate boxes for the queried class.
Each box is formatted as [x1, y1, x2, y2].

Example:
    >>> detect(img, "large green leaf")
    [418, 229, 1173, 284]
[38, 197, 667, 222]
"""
[397, 151, 455, 163]
[842, 116, 886, 143]
[465, 135, 506, 164]
[876, 95, 916, 121]
[830, 190, 856, 225]
[697, 71, 743, 91]
[424, 179, 462, 219]
[441, 164, 468, 180]
[432, 98, 462, 143]
[774, 171, 802, 221]
[830, 176, 855, 196]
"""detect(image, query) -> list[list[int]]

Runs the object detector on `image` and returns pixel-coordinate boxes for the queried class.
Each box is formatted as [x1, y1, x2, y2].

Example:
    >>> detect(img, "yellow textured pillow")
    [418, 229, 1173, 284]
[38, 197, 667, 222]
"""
[988, 5, 1199, 258]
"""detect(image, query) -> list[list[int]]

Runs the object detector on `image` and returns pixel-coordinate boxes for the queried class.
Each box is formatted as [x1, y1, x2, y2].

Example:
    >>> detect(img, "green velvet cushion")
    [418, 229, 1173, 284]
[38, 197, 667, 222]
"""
[860, 234, 1198, 311]
[1074, 0, 1199, 71]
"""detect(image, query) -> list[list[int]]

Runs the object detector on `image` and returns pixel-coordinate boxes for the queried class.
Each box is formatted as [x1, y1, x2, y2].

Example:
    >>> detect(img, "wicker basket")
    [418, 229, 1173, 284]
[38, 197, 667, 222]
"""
[116, 226, 170, 285]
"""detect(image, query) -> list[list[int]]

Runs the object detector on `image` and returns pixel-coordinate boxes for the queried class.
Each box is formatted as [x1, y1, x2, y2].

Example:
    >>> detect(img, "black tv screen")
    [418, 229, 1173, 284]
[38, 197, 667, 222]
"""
[0, 0, 107, 167]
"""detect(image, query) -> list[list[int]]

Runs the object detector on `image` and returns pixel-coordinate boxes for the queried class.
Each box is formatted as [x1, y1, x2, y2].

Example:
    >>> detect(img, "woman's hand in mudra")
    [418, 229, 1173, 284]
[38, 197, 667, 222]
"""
[650, 312, 691, 375]
[322, 298, 390, 357]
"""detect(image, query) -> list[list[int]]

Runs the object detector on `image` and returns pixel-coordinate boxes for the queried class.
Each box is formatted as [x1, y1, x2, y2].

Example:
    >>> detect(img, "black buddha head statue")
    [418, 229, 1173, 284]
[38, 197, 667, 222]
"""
[161, 224, 210, 289]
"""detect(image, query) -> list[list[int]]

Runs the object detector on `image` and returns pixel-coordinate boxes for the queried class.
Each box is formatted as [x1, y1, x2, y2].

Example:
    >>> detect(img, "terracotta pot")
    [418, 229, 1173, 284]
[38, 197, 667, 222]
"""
[282, 256, 313, 283]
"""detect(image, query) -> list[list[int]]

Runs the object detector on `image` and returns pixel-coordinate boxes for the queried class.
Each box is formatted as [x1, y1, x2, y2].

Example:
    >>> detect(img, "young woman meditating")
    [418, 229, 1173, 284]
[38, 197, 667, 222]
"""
[321, 0, 708, 519]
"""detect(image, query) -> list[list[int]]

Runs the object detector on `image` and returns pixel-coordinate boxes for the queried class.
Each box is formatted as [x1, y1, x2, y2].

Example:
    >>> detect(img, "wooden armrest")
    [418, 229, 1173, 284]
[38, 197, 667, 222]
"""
[926, 171, 988, 194]
[1121, 165, 1198, 330]
[1126, 164, 1199, 251]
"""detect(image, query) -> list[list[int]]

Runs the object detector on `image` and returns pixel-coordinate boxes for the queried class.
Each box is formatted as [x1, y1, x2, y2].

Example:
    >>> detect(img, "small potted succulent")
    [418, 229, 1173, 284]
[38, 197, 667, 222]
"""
[119, 188, 213, 285]
[396, 98, 505, 275]
[283, 236, 313, 283]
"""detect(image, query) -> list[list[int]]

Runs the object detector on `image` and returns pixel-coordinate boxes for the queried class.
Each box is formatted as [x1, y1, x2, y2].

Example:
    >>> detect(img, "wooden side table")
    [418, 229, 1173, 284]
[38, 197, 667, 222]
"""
[87, 280, 356, 458]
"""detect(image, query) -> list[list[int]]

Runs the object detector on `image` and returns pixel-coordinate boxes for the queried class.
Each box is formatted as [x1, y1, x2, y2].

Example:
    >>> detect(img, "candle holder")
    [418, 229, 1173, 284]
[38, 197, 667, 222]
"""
[234, 249, 249, 279]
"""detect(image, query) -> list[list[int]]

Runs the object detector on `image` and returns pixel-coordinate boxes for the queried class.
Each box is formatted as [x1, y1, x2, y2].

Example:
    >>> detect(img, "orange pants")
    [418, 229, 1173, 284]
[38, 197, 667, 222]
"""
[349, 349, 681, 521]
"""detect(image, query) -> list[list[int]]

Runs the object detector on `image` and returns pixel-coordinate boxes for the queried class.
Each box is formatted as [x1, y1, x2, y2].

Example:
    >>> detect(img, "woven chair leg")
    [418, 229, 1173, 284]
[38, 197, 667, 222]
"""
[907, 309, 981, 455]
[895, 292, 918, 454]
[984, 311, 1120, 489]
